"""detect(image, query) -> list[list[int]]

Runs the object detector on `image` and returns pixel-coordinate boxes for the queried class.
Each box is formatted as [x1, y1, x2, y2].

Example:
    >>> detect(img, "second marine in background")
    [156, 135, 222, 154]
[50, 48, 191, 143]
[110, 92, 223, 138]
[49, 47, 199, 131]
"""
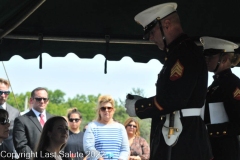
[200, 36, 240, 160]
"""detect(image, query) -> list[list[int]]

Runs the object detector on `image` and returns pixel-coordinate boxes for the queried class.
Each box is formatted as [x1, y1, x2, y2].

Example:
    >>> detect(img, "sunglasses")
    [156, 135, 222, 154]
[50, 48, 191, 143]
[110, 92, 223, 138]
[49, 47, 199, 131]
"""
[0, 117, 10, 125]
[68, 118, 80, 122]
[127, 124, 137, 128]
[0, 91, 10, 95]
[100, 107, 113, 112]
[34, 98, 49, 102]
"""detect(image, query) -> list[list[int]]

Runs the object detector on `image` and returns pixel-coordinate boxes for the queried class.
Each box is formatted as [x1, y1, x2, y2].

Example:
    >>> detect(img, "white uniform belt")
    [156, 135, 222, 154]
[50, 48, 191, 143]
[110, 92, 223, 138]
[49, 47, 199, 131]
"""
[181, 108, 201, 117]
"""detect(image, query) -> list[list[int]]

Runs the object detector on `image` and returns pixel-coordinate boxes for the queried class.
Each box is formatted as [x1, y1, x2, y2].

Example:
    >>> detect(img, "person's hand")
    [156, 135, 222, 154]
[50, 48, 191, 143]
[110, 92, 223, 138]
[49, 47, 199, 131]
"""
[129, 155, 141, 160]
[125, 94, 143, 117]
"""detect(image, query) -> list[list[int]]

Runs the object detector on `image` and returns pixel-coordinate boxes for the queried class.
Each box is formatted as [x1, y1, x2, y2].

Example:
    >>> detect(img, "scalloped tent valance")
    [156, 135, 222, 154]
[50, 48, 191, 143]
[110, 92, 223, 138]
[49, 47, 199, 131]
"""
[0, 0, 240, 67]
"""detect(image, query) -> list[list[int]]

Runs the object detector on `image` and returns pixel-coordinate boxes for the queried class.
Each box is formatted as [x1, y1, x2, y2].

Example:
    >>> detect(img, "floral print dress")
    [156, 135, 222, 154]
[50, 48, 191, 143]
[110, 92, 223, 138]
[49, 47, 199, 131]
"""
[129, 136, 150, 160]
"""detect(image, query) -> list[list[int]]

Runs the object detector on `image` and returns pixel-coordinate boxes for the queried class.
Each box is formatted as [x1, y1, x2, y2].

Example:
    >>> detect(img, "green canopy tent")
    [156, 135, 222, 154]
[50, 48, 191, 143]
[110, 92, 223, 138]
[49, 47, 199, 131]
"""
[0, 0, 240, 69]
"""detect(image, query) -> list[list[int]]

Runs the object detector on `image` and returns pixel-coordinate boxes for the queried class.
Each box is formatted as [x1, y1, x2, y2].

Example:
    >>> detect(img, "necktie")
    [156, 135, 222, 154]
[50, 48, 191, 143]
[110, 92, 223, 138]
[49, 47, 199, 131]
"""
[39, 113, 45, 127]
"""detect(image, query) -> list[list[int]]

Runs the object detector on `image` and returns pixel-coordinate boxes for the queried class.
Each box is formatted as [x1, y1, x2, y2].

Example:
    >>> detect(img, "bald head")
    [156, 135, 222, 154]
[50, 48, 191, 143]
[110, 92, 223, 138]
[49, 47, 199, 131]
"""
[160, 12, 183, 44]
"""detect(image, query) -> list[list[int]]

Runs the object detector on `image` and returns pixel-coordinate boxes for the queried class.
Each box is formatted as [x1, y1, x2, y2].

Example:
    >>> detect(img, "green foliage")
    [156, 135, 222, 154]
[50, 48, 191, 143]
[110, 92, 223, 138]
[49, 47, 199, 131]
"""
[7, 92, 31, 111]
[7, 88, 151, 143]
[47, 89, 65, 104]
[138, 118, 151, 143]
[46, 103, 68, 116]
[131, 88, 145, 97]
[114, 105, 129, 124]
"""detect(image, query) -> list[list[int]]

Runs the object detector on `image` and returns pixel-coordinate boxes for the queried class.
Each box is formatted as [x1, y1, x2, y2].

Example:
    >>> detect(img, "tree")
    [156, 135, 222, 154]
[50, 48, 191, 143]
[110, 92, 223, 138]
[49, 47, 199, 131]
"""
[114, 101, 129, 124]
[7, 92, 31, 111]
[48, 89, 65, 104]
[131, 88, 145, 97]
[47, 103, 68, 116]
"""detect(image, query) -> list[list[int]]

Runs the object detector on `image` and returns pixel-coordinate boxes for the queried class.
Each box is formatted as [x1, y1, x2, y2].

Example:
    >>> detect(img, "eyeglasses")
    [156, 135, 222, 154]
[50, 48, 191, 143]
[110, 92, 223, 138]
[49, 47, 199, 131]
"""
[100, 107, 113, 112]
[0, 117, 10, 125]
[0, 91, 10, 95]
[34, 98, 49, 102]
[68, 118, 80, 122]
[127, 124, 137, 128]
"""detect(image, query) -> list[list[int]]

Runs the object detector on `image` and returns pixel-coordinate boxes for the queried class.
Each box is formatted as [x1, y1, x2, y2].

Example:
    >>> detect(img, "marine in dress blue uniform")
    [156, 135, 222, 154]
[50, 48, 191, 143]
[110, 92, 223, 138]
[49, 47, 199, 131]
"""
[125, 3, 213, 160]
[200, 36, 240, 160]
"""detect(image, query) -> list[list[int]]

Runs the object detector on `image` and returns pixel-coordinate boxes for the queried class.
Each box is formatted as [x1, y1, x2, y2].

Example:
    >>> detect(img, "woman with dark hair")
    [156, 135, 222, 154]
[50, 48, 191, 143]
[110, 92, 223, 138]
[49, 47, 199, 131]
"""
[0, 109, 10, 145]
[34, 116, 69, 160]
[63, 108, 85, 160]
[123, 118, 150, 160]
[0, 109, 10, 160]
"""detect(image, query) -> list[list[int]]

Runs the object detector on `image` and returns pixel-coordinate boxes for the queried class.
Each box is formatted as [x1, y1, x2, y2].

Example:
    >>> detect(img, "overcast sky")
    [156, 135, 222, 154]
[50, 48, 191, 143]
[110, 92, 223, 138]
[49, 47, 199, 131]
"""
[1, 53, 240, 102]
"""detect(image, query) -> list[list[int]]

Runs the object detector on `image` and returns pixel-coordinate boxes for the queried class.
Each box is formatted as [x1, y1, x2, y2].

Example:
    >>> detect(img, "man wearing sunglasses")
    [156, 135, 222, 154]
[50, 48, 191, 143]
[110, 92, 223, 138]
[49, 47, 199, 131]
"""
[0, 78, 20, 160]
[13, 87, 52, 160]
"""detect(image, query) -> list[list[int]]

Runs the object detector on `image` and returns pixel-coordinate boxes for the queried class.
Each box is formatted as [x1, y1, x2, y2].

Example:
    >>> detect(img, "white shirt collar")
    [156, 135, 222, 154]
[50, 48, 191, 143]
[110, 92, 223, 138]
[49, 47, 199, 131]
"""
[32, 108, 47, 121]
[1, 102, 6, 110]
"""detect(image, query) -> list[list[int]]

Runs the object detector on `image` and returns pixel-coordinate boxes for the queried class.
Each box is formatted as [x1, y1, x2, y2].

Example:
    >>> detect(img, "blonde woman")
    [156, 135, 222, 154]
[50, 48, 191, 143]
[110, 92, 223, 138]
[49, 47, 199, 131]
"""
[83, 95, 129, 160]
[124, 118, 150, 160]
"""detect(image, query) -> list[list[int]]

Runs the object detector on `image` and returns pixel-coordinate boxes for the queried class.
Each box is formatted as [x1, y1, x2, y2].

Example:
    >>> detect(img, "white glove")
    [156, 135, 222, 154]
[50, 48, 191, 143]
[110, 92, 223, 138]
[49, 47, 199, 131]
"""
[125, 94, 143, 117]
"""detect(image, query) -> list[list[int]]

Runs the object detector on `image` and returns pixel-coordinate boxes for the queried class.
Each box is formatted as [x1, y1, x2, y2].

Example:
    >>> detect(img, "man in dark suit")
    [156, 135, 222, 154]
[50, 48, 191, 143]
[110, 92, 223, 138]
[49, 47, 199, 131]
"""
[13, 87, 52, 160]
[0, 78, 20, 159]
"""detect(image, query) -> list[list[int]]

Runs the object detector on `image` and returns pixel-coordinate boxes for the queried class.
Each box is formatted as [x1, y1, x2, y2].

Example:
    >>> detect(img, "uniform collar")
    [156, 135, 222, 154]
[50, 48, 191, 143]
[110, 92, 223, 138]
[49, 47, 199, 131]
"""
[213, 68, 232, 80]
[166, 33, 189, 53]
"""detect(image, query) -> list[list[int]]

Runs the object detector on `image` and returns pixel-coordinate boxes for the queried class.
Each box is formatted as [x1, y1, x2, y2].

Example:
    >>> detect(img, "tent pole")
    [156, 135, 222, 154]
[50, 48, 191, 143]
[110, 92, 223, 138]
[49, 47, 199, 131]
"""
[3, 34, 210, 46]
